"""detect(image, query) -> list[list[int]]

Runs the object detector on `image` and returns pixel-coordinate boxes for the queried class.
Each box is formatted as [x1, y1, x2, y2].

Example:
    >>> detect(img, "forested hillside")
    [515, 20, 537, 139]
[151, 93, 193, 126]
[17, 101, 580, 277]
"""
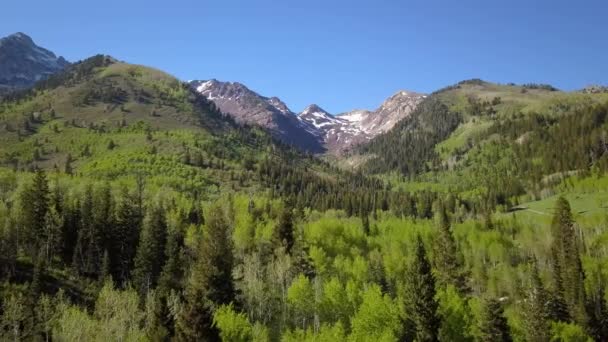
[1, 61, 607, 342]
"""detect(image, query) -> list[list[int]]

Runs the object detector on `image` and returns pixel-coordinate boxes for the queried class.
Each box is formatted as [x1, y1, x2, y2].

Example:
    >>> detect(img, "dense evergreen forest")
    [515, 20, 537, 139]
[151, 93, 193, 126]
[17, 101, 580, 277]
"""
[0, 58, 607, 341]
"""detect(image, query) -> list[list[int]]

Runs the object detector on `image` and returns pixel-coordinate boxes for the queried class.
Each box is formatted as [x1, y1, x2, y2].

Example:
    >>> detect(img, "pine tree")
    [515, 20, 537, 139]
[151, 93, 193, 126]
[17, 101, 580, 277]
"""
[133, 205, 168, 296]
[41, 206, 62, 264]
[72, 185, 103, 276]
[405, 236, 440, 342]
[64, 154, 73, 175]
[107, 139, 116, 150]
[478, 298, 512, 342]
[33, 148, 41, 161]
[30, 260, 43, 301]
[586, 283, 608, 342]
[176, 203, 235, 341]
[362, 215, 370, 235]
[158, 227, 185, 294]
[187, 202, 204, 226]
[60, 200, 80, 265]
[547, 251, 571, 322]
[95, 183, 115, 275]
[100, 249, 111, 282]
[113, 187, 142, 284]
[21, 168, 50, 260]
[275, 203, 295, 253]
[550, 197, 587, 324]
[433, 201, 467, 293]
[522, 261, 550, 342]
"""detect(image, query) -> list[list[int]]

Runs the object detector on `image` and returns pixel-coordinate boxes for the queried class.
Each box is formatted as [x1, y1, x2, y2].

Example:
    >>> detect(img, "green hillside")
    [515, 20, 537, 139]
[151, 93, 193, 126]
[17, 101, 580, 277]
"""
[360, 79, 608, 210]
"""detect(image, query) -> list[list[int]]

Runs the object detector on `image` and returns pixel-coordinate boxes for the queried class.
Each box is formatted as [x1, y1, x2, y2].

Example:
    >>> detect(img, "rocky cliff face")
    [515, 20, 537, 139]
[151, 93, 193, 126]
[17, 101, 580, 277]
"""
[0, 32, 69, 92]
[297, 91, 426, 154]
[191, 79, 325, 152]
[191, 79, 424, 154]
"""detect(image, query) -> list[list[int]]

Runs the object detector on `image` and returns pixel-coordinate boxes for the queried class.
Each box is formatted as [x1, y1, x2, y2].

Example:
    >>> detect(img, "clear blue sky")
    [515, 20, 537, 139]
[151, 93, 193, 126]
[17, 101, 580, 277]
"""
[2, 0, 607, 113]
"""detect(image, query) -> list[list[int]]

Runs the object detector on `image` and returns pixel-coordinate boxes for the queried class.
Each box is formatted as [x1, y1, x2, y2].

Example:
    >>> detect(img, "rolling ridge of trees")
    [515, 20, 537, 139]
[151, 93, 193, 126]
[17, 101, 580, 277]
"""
[360, 98, 462, 176]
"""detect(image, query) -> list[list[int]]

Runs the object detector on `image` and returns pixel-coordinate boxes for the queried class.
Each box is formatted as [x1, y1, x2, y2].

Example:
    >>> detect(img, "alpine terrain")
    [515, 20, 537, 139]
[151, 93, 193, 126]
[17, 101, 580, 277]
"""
[0, 32, 69, 93]
[192, 79, 425, 154]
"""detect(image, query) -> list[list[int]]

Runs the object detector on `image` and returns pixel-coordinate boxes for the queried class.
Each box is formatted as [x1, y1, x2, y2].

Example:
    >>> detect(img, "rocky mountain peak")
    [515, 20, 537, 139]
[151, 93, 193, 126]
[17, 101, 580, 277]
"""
[380, 90, 424, 109]
[190, 79, 325, 153]
[301, 104, 328, 115]
[191, 79, 425, 155]
[3, 32, 35, 46]
[267, 96, 291, 115]
[0, 32, 70, 92]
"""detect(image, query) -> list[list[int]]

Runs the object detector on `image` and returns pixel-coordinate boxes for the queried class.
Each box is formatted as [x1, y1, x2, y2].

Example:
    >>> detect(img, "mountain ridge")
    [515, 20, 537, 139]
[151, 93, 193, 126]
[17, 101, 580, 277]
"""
[0, 32, 69, 93]
[191, 79, 425, 154]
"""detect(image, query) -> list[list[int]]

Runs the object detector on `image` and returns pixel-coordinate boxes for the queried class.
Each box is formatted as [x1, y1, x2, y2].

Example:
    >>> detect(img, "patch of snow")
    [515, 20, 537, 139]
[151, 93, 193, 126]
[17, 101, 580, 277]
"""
[196, 80, 215, 93]
[340, 111, 365, 122]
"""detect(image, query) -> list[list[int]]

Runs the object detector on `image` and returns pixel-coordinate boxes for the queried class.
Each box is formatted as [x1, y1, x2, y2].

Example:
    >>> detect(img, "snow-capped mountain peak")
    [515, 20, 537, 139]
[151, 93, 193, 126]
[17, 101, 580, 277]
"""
[190, 79, 325, 152]
[190, 79, 425, 155]
[300, 104, 328, 116]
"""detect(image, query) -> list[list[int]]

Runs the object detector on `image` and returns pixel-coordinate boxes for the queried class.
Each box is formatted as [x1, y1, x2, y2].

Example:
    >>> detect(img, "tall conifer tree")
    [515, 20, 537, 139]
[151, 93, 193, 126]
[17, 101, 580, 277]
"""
[433, 201, 467, 293]
[133, 205, 168, 296]
[405, 236, 440, 342]
[478, 298, 512, 342]
[550, 197, 587, 324]
[176, 204, 235, 341]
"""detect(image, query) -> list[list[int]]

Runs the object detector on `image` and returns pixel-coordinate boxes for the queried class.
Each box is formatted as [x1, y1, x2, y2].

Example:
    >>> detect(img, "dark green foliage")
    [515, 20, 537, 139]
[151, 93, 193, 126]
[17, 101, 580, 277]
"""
[478, 298, 512, 342]
[72, 185, 104, 276]
[547, 253, 571, 323]
[490, 103, 608, 185]
[112, 187, 142, 285]
[133, 205, 168, 296]
[107, 139, 116, 150]
[361, 98, 462, 175]
[20, 168, 50, 260]
[275, 204, 294, 253]
[257, 155, 391, 216]
[586, 285, 608, 342]
[550, 197, 587, 324]
[176, 204, 235, 341]
[405, 236, 440, 342]
[158, 226, 185, 294]
[432, 201, 467, 293]
[64, 154, 73, 175]
[521, 83, 559, 91]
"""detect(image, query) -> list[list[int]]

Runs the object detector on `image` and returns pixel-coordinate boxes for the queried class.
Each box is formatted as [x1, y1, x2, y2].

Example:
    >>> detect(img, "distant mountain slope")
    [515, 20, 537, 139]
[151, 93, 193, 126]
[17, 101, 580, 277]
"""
[353, 78, 608, 210]
[358, 79, 608, 175]
[0, 32, 69, 93]
[0, 55, 287, 187]
[192, 79, 424, 154]
[297, 90, 425, 154]
[0, 55, 385, 212]
[191, 79, 325, 153]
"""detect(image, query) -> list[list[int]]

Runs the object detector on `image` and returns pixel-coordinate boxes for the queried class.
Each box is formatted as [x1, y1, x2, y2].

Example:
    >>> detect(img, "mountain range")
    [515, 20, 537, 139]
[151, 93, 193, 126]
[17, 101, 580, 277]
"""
[1, 31, 606, 164]
[190, 79, 425, 154]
